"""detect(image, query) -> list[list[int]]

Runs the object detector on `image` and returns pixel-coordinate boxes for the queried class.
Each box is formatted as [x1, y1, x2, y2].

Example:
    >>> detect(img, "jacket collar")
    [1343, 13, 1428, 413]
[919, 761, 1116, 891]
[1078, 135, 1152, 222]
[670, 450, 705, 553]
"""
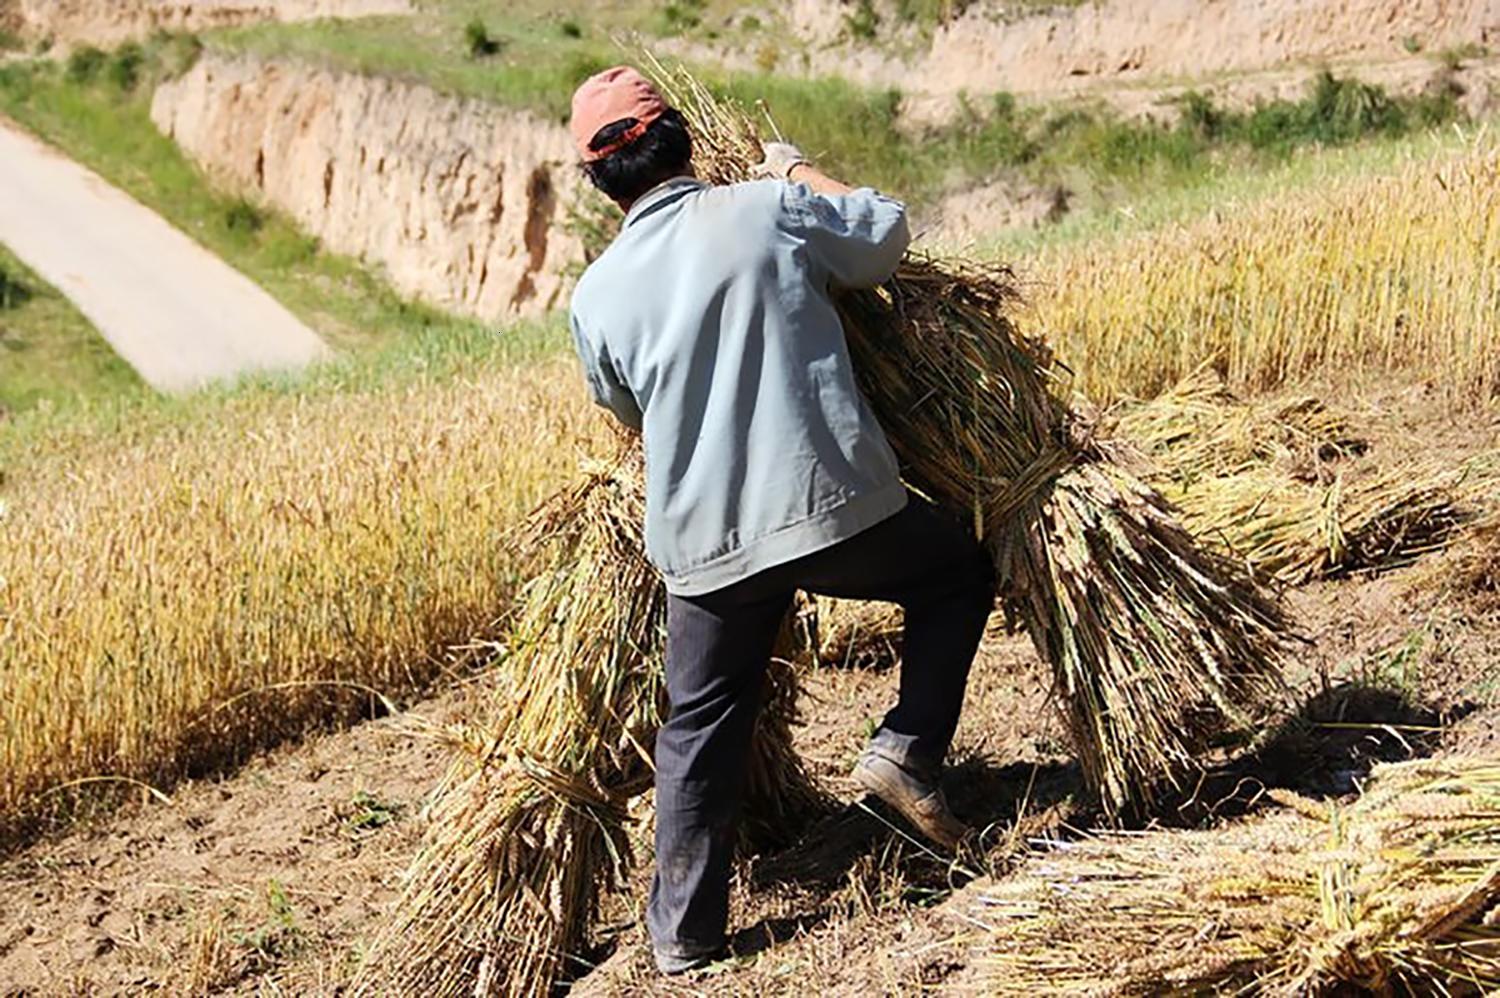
[624, 176, 706, 228]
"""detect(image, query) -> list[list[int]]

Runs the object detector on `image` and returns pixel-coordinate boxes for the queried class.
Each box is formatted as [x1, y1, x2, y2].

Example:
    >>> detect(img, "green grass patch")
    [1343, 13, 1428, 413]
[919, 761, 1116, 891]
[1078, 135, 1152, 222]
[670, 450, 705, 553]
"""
[0, 245, 148, 418]
[1, 305, 571, 484]
[211, 5, 619, 121]
[721, 69, 1460, 210]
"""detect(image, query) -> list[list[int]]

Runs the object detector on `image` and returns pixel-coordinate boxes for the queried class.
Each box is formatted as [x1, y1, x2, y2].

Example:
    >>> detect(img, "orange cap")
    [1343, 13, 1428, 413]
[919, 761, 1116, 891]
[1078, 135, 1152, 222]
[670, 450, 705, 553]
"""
[570, 65, 669, 162]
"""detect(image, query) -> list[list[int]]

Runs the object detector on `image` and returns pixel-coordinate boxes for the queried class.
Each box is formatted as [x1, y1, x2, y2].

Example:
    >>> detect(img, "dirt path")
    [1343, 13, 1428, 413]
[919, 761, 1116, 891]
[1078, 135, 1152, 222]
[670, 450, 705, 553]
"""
[0, 119, 328, 393]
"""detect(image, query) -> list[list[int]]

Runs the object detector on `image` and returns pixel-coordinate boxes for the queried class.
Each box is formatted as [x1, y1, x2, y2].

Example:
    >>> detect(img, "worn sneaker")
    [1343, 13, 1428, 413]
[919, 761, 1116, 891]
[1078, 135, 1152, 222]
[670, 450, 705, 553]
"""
[654, 945, 725, 977]
[852, 748, 969, 850]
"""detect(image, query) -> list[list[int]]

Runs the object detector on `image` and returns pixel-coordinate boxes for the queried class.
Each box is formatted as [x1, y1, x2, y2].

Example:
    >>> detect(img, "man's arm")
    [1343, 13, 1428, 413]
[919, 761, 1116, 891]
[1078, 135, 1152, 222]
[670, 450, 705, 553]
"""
[757, 142, 853, 196]
[570, 311, 643, 431]
[757, 140, 909, 288]
[787, 162, 852, 197]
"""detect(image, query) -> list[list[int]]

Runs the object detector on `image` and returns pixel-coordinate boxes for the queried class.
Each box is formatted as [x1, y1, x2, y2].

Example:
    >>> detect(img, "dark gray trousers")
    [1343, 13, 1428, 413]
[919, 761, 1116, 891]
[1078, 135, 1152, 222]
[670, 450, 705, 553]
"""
[647, 493, 995, 964]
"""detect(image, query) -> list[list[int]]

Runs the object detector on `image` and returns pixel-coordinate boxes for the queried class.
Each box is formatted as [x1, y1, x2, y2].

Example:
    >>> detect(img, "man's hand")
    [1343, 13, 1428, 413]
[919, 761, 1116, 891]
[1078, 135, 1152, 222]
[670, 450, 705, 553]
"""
[752, 141, 808, 181]
[752, 141, 857, 196]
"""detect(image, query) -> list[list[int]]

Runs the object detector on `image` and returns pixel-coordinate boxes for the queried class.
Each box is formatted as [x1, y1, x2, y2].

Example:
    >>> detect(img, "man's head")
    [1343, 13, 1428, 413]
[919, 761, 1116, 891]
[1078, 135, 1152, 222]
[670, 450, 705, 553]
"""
[570, 66, 693, 209]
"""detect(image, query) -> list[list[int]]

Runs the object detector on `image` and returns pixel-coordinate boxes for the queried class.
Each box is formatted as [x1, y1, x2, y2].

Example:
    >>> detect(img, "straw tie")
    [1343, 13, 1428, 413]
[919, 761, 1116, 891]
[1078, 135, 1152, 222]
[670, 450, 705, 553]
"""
[980, 443, 1077, 541]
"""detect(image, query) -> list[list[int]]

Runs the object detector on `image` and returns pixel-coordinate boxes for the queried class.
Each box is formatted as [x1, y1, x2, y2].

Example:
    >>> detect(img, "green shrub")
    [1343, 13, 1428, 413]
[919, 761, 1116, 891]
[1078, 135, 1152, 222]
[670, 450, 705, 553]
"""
[152, 30, 204, 80]
[1176, 90, 1225, 140]
[844, 0, 880, 41]
[0, 29, 24, 53]
[564, 52, 610, 89]
[1438, 42, 1489, 70]
[558, 18, 582, 39]
[107, 42, 145, 91]
[1242, 73, 1403, 150]
[65, 46, 107, 84]
[223, 198, 265, 235]
[949, 90, 1036, 168]
[0, 62, 34, 101]
[0, 263, 30, 310]
[463, 19, 501, 58]
[660, 0, 706, 33]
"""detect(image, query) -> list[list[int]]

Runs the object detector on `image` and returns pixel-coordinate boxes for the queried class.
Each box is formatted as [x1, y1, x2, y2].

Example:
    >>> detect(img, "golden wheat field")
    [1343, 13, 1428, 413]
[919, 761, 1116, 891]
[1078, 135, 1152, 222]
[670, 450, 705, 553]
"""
[1031, 137, 1500, 402]
[0, 360, 606, 839]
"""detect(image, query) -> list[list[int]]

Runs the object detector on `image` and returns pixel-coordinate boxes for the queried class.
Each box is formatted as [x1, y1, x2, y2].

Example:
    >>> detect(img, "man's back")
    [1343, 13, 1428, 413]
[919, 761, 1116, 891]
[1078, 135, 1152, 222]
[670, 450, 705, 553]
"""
[570, 176, 911, 595]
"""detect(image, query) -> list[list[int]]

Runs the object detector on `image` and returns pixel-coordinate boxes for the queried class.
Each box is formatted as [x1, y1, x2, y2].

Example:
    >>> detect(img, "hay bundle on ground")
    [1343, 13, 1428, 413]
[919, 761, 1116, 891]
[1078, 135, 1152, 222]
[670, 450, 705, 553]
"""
[1110, 366, 1362, 485]
[1110, 369, 1485, 584]
[657, 64, 1290, 816]
[806, 597, 906, 669]
[1169, 463, 1476, 584]
[982, 757, 1500, 994]
[1414, 510, 1500, 610]
[361, 450, 827, 996]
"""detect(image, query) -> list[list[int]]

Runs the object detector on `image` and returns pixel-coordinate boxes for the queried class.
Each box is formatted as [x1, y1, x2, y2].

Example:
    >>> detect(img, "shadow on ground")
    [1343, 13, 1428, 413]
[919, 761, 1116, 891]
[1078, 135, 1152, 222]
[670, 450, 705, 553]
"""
[1154, 680, 1477, 827]
[743, 679, 1475, 930]
[754, 757, 1077, 884]
[726, 755, 1080, 962]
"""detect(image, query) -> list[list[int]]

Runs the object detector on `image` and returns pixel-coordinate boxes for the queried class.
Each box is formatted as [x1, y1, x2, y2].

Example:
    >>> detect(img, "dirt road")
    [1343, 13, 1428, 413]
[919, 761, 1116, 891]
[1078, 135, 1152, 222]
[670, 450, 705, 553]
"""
[0, 118, 328, 393]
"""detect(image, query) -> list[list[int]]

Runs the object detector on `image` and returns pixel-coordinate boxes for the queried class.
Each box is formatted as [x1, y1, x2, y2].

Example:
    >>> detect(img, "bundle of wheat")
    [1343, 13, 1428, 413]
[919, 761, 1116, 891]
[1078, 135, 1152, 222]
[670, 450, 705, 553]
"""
[362, 449, 826, 996]
[358, 454, 660, 996]
[1110, 366, 1361, 485]
[1106, 370, 1481, 583]
[982, 756, 1500, 994]
[807, 597, 905, 669]
[1169, 463, 1476, 584]
[653, 62, 1291, 816]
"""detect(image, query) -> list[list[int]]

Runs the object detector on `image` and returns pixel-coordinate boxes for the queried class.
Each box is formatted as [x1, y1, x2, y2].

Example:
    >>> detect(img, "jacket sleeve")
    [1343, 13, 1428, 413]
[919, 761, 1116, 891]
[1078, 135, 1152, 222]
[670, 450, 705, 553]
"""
[570, 310, 643, 431]
[783, 184, 911, 290]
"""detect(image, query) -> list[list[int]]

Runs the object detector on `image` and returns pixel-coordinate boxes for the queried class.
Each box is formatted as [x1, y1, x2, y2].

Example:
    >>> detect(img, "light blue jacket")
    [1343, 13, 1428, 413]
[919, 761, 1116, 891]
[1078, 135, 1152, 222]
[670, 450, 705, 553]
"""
[569, 177, 911, 596]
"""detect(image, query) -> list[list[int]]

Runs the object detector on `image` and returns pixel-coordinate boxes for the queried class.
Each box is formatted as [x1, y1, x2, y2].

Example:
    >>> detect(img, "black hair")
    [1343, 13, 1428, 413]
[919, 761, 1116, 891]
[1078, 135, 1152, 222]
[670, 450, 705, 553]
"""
[582, 108, 693, 204]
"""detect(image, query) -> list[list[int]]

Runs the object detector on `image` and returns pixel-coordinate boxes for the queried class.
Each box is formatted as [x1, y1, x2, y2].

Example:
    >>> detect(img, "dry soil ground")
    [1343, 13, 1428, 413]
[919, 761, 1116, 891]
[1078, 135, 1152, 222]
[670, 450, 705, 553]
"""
[3, 379, 1499, 997]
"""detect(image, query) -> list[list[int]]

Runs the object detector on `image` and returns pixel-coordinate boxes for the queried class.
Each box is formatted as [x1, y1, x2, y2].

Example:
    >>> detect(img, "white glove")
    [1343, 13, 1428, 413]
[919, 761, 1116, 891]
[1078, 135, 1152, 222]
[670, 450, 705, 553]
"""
[752, 141, 809, 181]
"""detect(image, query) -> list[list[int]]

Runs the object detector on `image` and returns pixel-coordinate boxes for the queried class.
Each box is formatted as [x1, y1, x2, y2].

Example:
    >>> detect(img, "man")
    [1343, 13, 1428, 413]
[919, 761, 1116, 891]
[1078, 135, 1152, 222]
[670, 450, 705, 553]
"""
[567, 66, 995, 975]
